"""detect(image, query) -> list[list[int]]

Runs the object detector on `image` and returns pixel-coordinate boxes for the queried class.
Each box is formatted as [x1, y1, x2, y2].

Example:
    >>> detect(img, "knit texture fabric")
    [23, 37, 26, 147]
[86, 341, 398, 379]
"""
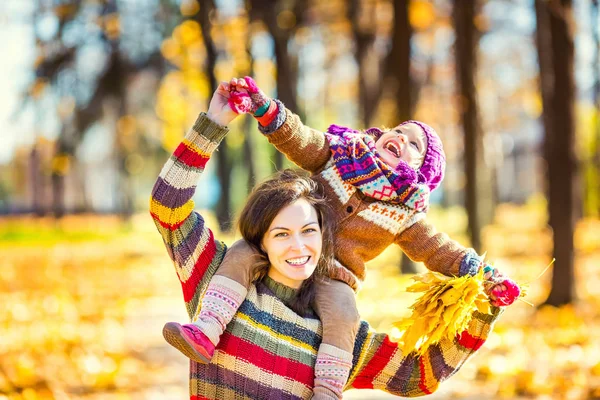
[193, 275, 248, 345]
[258, 104, 488, 287]
[313, 344, 353, 399]
[325, 120, 445, 193]
[399, 120, 446, 191]
[323, 125, 430, 212]
[149, 113, 503, 399]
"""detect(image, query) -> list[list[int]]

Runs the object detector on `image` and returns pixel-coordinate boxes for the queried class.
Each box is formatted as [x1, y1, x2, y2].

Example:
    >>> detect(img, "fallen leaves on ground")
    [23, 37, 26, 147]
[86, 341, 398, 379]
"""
[0, 204, 598, 399]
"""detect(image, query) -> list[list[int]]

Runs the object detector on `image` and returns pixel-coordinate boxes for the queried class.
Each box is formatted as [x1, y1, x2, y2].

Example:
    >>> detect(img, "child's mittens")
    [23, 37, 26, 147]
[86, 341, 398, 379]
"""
[482, 265, 521, 307]
[227, 76, 271, 116]
[243, 76, 271, 116]
[228, 91, 254, 114]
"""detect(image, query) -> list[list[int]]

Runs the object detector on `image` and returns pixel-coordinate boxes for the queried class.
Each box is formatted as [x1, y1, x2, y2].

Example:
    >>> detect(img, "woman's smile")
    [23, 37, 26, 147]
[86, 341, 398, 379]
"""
[286, 256, 311, 266]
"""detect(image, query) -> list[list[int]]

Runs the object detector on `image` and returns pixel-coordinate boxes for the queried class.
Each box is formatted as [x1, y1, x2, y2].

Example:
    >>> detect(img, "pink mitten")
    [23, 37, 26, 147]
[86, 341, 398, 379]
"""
[227, 77, 271, 115]
[483, 266, 520, 307]
[228, 91, 254, 114]
[488, 278, 520, 307]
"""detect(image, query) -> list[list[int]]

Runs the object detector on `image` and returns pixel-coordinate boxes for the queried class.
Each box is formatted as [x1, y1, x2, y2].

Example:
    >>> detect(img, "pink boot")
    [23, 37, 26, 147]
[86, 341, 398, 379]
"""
[163, 322, 215, 364]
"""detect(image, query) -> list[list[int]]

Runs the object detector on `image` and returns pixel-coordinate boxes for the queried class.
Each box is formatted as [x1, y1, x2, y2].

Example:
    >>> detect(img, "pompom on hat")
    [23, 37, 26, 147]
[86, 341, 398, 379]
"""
[398, 120, 446, 192]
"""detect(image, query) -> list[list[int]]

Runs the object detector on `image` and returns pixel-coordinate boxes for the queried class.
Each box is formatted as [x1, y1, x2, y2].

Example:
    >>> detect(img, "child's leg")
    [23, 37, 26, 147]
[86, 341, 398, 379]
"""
[312, 279, 360, 400]
[194, 239, 256, 340]
[163, 239, 257, 363]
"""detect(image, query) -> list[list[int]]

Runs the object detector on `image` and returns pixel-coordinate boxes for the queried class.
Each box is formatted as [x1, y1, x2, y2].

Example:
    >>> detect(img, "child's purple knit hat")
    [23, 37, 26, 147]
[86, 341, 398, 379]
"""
[327, 121, 446, 191]
[399, 120, 446, 191]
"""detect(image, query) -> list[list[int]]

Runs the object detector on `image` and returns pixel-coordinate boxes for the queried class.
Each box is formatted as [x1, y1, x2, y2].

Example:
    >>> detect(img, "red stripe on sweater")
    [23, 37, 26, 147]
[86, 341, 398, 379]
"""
[150, 211, 186, 231]
[182, 231, 216, 303]
[352, 336, 397, 389]
[219, 331, 314, 386]
[174, 142, 209, 169]
[456, 331, 483, 351]
[417, 358, 433, 395]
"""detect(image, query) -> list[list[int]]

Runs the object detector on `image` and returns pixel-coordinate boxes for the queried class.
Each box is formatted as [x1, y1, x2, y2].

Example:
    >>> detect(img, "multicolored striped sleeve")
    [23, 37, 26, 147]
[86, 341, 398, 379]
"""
[347, 307, 502, 396]
[149, 113, 229, 320]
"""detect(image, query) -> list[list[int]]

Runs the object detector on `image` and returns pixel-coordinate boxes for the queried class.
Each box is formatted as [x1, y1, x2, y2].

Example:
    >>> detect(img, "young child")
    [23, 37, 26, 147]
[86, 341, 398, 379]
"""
[163, 77, 520, 399]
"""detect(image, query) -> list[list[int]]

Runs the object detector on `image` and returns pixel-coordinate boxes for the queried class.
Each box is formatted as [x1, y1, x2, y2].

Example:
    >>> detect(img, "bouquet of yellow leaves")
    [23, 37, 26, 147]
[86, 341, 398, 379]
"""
[392, 268, 527, 356]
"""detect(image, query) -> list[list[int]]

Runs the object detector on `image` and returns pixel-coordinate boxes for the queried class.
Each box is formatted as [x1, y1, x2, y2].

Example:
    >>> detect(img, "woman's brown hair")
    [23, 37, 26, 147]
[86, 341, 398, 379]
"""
[238, 169, 335, 315]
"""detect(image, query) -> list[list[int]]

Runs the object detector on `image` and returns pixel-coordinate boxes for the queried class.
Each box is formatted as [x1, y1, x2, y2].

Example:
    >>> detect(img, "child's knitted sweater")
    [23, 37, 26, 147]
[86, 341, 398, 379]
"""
[259, 101, 484, 290]
[150, 113, 502, 400]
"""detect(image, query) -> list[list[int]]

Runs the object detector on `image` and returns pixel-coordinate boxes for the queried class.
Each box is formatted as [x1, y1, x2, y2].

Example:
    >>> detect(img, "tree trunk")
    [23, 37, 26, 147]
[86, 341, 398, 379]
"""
[453, 0, 491, 253]
[265, 9, 301, 170]
[348, 0, 382, 127]
[391, 0, 419, 274]
[51, 124, 72, 218]
[535, 0, 578, 306]
[112, 53, 134, 221]
[252, 0, 305, 171]
[534, 0, 554, 166]
[592, 0, 600, 217]
[243, 21, 257, 193]
[30, 145, 45, 216]
[388, 0, 412, 123]
[51, 170, 65, 218]
[199, 0, 232, 232]
[349, 0, 413, 128]
[349, 0, 417, 273]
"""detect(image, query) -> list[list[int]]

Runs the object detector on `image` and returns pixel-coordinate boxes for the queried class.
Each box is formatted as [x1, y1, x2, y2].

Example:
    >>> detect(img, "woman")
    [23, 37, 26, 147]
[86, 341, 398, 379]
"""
[150, 84, 502, 399]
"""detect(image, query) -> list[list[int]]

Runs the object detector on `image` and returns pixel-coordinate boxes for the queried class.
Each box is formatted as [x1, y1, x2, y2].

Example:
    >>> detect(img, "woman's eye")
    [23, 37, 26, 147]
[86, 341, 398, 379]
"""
[303, 228, 317, 234]
[274, 232, 288, 238]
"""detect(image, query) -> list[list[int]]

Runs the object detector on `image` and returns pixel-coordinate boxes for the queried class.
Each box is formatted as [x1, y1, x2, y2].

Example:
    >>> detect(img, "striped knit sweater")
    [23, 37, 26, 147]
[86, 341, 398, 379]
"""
[258, 102, 486, 290]
[150, 113, 502, 399]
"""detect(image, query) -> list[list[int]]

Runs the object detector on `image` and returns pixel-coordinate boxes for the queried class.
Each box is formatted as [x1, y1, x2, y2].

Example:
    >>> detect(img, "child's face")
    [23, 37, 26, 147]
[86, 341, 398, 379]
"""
[374, 122, 427, 170]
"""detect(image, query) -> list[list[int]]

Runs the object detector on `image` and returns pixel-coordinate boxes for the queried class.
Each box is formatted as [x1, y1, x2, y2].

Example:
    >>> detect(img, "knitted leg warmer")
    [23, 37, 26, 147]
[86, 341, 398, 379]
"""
[193, 275, 248, 345]
[312, 344, 353, 400]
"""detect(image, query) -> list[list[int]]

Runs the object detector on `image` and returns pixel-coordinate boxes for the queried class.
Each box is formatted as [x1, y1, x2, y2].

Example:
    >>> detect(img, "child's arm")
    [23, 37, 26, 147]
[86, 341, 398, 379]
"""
[395, 217, 481, 277]
[149, 84, 236, 320]
[347, 306, 502, 396]
[260, 103, 332, 173]
[233, 77, 332, 173]
[395, 217, 520, 306]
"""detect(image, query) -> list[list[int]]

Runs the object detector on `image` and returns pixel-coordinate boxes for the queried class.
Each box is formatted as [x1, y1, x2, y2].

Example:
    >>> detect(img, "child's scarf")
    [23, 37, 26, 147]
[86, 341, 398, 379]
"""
[324, 124, 430, 212]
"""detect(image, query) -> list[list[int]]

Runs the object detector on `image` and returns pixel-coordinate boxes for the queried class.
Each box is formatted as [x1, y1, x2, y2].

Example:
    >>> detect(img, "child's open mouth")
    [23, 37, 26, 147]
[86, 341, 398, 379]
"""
[384, 140, 401, 158]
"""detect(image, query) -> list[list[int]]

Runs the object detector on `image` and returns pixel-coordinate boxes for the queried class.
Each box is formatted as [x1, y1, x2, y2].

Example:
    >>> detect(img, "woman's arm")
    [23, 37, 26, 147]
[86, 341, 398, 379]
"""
[347, 307, 502, 396]
[149, 112, 230, 321]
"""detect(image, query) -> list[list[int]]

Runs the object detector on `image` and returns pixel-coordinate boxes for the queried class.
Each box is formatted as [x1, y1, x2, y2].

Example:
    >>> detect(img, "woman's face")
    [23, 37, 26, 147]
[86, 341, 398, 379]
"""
[262, 198, 323, 288]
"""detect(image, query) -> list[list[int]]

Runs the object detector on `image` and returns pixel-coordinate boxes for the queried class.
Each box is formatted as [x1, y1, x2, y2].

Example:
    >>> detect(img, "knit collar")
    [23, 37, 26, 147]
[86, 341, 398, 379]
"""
[324, 127, 430, 212]
[262, 275, 300, 305]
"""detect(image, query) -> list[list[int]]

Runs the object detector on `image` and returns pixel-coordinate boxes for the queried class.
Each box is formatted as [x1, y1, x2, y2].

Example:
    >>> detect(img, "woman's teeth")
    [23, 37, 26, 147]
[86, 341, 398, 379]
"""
[286, 256, 310, 266]
[385, 141, 401, 157]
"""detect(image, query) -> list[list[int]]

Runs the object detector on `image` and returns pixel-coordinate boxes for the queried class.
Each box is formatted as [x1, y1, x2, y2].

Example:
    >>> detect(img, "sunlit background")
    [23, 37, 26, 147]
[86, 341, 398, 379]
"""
[1, 0, 599, 399]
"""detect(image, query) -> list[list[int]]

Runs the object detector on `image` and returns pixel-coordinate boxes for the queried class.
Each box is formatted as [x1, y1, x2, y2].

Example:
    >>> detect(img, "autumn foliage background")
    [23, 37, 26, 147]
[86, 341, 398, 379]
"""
[1, 0, 599, 399]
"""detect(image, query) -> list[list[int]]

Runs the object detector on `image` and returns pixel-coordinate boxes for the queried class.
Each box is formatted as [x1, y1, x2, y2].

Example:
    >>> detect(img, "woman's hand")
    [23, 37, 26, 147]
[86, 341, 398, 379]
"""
[206, 81, 238, 126]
